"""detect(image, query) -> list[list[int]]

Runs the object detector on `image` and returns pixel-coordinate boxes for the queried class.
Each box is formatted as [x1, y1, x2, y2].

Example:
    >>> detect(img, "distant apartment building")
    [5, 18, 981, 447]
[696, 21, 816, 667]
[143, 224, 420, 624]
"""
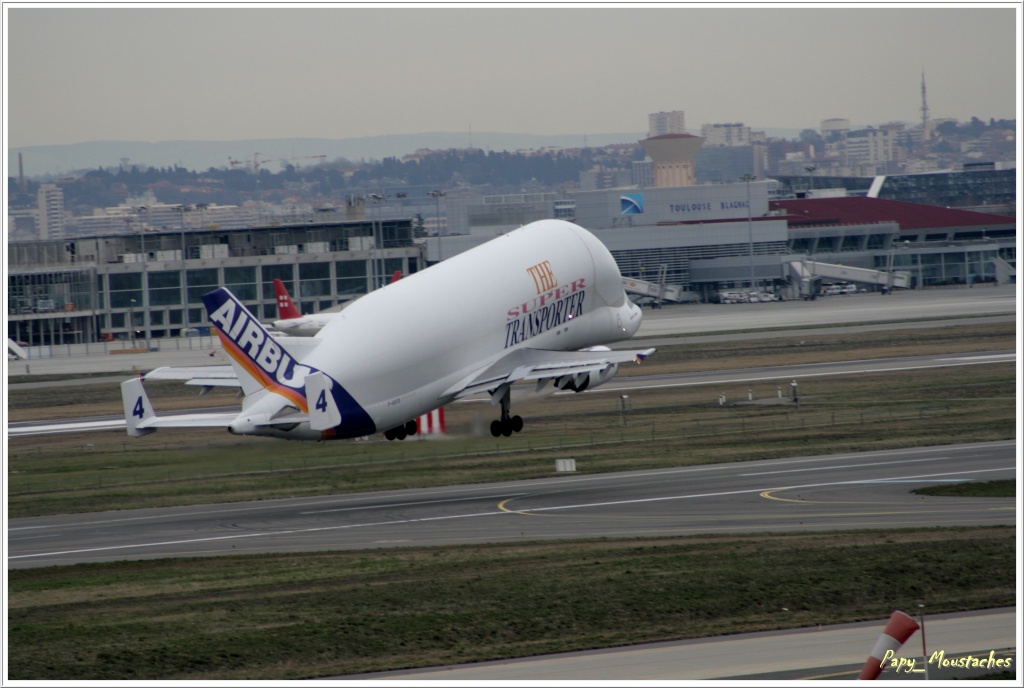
[37, 183, 65, 240]
[845, 128, 894, 166]
[648, 110, 687, 137]
[821, 118, 851, 140]
[700, 123, 752, 147]
[579, 169, 633, 191]
[75, 203, 260, 235]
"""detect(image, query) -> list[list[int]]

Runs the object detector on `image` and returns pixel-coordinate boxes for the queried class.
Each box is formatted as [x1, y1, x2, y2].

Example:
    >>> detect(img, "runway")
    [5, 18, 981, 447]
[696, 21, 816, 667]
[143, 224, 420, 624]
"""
[8, 440, 1015, 569]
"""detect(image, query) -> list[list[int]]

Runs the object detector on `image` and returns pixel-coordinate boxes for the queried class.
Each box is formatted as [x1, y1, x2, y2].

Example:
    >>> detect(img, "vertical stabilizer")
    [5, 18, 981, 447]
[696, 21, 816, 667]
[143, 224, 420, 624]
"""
[202, 288, 313, 407]
[272, 279, 302, 320]
[201, 286, 377, 438]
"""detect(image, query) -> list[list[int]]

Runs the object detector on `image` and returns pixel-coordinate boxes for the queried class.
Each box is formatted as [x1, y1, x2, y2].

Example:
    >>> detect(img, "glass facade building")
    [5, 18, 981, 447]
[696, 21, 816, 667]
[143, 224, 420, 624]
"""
[773, 166, 1016, 214]
[8, 219, 420, 346]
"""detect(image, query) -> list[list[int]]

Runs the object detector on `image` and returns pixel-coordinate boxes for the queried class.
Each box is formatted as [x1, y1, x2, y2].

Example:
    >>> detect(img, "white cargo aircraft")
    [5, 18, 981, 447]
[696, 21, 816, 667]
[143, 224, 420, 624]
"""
[122, 219, 654, 440]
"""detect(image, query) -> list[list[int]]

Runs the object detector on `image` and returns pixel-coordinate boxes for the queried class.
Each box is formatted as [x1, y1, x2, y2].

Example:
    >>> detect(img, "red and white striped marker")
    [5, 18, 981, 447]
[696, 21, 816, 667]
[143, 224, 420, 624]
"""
[858, 610, 920, 679]
[416, 408, 445, 435]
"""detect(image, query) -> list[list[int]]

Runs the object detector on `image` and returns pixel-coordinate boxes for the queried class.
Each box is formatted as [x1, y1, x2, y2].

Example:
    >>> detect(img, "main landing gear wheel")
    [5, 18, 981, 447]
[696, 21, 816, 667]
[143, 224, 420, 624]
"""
[490, 415, 523, 438]
[489, 384, 524, 437]
[384, 420, 419, 441]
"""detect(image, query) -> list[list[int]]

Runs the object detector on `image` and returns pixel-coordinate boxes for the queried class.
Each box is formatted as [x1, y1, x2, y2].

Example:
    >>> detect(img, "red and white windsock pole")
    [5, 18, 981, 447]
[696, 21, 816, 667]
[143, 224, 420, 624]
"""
[857, 610, 921, 680]
[416, 407, 445, 436]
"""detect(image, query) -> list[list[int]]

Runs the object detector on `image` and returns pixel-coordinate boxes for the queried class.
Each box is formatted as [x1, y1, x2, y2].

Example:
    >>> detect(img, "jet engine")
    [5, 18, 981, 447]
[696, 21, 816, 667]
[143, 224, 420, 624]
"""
[553, 346, 619, 393]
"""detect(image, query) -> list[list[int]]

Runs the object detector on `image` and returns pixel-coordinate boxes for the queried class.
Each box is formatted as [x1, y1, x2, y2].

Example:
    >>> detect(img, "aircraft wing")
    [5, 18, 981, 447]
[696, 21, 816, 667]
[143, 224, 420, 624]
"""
[444, 346, 655, 400]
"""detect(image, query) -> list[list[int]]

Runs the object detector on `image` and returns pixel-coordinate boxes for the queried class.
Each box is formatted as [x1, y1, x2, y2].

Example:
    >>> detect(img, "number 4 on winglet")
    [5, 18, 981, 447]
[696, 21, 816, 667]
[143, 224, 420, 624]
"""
[305, 371, 341, 431]
[120, 377, 157, 437]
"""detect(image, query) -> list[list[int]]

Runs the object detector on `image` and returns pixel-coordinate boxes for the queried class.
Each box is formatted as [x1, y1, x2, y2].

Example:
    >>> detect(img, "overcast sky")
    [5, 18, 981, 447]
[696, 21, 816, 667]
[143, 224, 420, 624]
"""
[4, 5, 1020, 149]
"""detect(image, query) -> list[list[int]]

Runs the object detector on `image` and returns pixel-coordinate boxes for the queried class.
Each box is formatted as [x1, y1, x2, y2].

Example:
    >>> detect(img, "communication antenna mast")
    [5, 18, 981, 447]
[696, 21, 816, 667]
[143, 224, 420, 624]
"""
[920, 69, 930, 141]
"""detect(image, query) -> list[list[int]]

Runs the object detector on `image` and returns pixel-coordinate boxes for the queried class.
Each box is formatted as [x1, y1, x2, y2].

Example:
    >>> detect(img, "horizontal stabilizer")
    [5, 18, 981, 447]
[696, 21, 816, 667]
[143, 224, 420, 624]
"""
[141, 413, 243, 429]
[186, 379, 243, 388]
[122, 376, 242, 432]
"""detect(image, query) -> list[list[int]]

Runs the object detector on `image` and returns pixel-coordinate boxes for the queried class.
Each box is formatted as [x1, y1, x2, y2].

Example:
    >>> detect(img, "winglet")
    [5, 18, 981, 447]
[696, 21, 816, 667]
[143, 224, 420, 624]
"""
[273, 279, 302, 320]
[121, 377, 157, 437]
[635, 347, 656, 363]
[305, 371, 342, 431]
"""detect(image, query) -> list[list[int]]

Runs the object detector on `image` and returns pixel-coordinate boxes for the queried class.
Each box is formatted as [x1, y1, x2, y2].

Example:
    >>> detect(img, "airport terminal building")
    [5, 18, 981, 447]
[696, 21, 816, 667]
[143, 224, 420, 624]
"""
[7, 176, 1016, 348]
[436, 180, 1015, 301]
[8, 218, 421, 346]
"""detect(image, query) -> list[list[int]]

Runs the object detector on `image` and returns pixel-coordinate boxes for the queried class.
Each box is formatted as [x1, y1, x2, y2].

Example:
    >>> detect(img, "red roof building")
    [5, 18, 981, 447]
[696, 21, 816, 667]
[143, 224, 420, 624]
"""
[769, 196, 1014, 233]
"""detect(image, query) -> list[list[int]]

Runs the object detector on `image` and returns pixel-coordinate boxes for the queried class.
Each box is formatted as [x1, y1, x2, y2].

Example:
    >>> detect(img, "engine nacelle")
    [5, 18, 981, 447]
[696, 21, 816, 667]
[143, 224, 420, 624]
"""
[590, 362, 619, 388]
[554, 361, 619, 393]
[549, 346, 622, 393]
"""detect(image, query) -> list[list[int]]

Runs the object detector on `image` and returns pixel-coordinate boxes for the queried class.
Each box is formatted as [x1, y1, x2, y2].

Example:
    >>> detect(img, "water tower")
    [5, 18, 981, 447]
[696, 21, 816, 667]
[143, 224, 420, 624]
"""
[640, 133, 704, 187]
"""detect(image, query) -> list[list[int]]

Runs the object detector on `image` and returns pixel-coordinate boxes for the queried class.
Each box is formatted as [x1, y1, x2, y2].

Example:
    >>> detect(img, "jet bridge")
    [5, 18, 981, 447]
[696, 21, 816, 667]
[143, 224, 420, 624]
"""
[8, 338, 29, 360]
[788, 260, 910, 298]
[622, 277, 685, 304]
[993, 256, 1015, 284]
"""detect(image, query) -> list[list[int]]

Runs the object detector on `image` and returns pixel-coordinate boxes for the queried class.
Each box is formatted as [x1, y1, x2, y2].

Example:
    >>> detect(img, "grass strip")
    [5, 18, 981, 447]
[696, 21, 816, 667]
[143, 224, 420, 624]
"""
[8, 363, 1015, 517]
[9, 364, 1015, 516]
[912, 480, 1016, 498]
[6, 322, 1014, 420]
[6, 526, 1015, 680]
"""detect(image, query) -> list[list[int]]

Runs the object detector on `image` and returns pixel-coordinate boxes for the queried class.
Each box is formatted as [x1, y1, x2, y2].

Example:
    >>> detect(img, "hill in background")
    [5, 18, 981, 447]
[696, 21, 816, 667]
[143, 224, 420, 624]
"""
[10, 132, 652, 178]
[9, 129, 812, 178]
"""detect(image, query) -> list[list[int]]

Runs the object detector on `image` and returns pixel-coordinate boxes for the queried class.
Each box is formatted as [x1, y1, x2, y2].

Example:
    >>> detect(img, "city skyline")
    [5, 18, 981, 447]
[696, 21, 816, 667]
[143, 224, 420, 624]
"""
[5, 5, 1020, 153]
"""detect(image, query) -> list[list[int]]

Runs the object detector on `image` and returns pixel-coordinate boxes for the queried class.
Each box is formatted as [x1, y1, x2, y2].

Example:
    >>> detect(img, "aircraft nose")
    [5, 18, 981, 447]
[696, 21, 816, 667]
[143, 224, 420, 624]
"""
[620, 300, 642, 337]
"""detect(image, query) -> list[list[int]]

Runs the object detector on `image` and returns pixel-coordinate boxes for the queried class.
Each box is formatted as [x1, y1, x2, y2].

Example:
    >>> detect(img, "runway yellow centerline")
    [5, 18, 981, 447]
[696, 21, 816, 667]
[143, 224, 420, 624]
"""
[498, 497, 549, 516]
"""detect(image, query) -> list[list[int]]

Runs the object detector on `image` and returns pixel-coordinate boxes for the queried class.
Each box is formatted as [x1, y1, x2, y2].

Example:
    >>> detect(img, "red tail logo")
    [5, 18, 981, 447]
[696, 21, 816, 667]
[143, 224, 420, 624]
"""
[272, 279, 302, 320]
